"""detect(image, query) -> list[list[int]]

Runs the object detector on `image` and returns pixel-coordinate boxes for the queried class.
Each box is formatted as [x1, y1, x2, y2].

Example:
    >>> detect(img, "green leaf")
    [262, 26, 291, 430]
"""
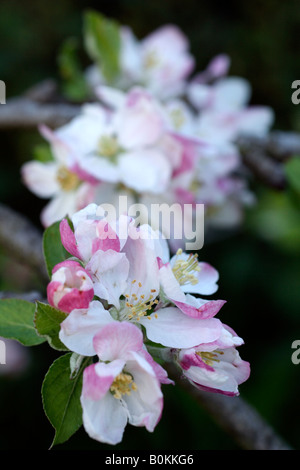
[43, 220, 69, 278]
[57, 37, 90, 102]
[34, 301, 68, 351]
[83, 10, 121, 83]
[33, 143, 54, 163]
[42, 353, 92, 447]
[285, 156, 300, 194]
[0, 299, 45, 346]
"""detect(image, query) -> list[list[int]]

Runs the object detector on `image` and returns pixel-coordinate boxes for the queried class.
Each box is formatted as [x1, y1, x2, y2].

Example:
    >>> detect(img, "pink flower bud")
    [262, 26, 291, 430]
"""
[47, 260, 94, 313]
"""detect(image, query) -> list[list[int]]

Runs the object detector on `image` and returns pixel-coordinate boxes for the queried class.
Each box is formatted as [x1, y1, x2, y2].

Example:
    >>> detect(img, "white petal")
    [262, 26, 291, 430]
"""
[21, 161, 59, 198]
[81, 389, 128, 445]
[40, 191, 78, 227]
[95, 85, 126, 109]
[139, 307, 222, 348]
[119, 149, 171, 193]
[212, 77, 251, 111]
[124, 351, 163, 432]
[78, 154, 121, 183]
[86, 250, 130, 309]
[59, 301, 115, 356]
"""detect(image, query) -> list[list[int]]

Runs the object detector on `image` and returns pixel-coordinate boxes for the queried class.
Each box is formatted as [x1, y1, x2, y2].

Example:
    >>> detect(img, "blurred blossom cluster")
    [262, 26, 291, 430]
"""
[21, 18, 274, 246]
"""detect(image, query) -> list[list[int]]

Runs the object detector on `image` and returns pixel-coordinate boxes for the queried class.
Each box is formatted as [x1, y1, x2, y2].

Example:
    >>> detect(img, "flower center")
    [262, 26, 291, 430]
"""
[56, 166, 80, 191]
[172, 249, 200, 286]
[170, 108, 185, 130]
[110, 372, 137, 400]
[144, 50, 159, 70]
[196, 350, 224, 366]
[119, 280, 159, 322]
[97, 135, 119, 162]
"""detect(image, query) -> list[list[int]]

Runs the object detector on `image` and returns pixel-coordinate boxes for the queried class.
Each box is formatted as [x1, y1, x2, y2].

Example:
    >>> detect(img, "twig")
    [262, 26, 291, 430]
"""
[166, 363, 293, 450]
[237, 135, 287, 190]
[0, 290, 46, 302]
[239, 131, 300, 162]
[0, 97, 80, 129]
[0, 203, 48, 280]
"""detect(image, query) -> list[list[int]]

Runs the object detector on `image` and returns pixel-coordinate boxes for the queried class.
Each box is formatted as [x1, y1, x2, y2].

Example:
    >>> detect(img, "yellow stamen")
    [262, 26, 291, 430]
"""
[170, 108, 185, 130]
[144, 50, 159, 69]
[172, 249, 200, 286]
[120, 281, 158, 322]
[56, 166, 80, 191]
[110, 372, 137, 400]
[97, 135, 119, 162]
[196, 350, 223, 366]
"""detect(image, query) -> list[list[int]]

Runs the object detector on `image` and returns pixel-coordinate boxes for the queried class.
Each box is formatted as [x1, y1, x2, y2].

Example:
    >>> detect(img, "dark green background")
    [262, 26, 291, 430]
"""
[0, 0, 299, 451]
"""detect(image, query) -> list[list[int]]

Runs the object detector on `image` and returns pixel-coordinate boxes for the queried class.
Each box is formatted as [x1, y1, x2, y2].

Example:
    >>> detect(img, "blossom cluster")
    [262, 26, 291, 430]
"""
[21, 21, 274, 245]
[46, 203, 250, 445]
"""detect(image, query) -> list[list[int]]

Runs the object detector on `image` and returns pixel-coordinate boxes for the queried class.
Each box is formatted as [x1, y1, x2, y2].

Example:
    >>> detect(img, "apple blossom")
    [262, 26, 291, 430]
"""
[21, 124, 99, 227]
[86, 24, 195, 101]
[80, 322, 164, 444]
[173, 324, 251, 396]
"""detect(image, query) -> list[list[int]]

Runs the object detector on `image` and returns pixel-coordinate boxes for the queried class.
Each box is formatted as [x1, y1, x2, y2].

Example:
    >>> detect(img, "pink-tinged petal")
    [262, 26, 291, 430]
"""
[59, 219, 81, 258]
[170, 134, 199, 178]
[142, 25, 190, 54]
[67, 205, 121, 262]
[93, 322, 144, 362]
[81, 386, 128, 445]
[139, 307, 223, 349]
[204, 54, 231, 81]
[190, 382, 239, 397]
[140, 349, 174, 385]
[82, 360, 124, 401]
[51, 259, 83, 274]
[70, 163, 99, 185]
[117, 88, 165, 148]
[93, 219, 120, 253]
[179, 351, 214, 372]
[57, 288, 94, 313]
[124, 350, 164, 432]
[59, 301, 115, 356]
[86, 249, 129, 309]
[47, 281, 61, 308]
[174, 297, 226, 319]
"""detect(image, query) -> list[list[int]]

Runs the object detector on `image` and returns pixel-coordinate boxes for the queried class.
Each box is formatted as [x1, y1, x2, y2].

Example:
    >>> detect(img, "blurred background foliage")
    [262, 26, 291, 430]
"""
[0, 0, 300, 450]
